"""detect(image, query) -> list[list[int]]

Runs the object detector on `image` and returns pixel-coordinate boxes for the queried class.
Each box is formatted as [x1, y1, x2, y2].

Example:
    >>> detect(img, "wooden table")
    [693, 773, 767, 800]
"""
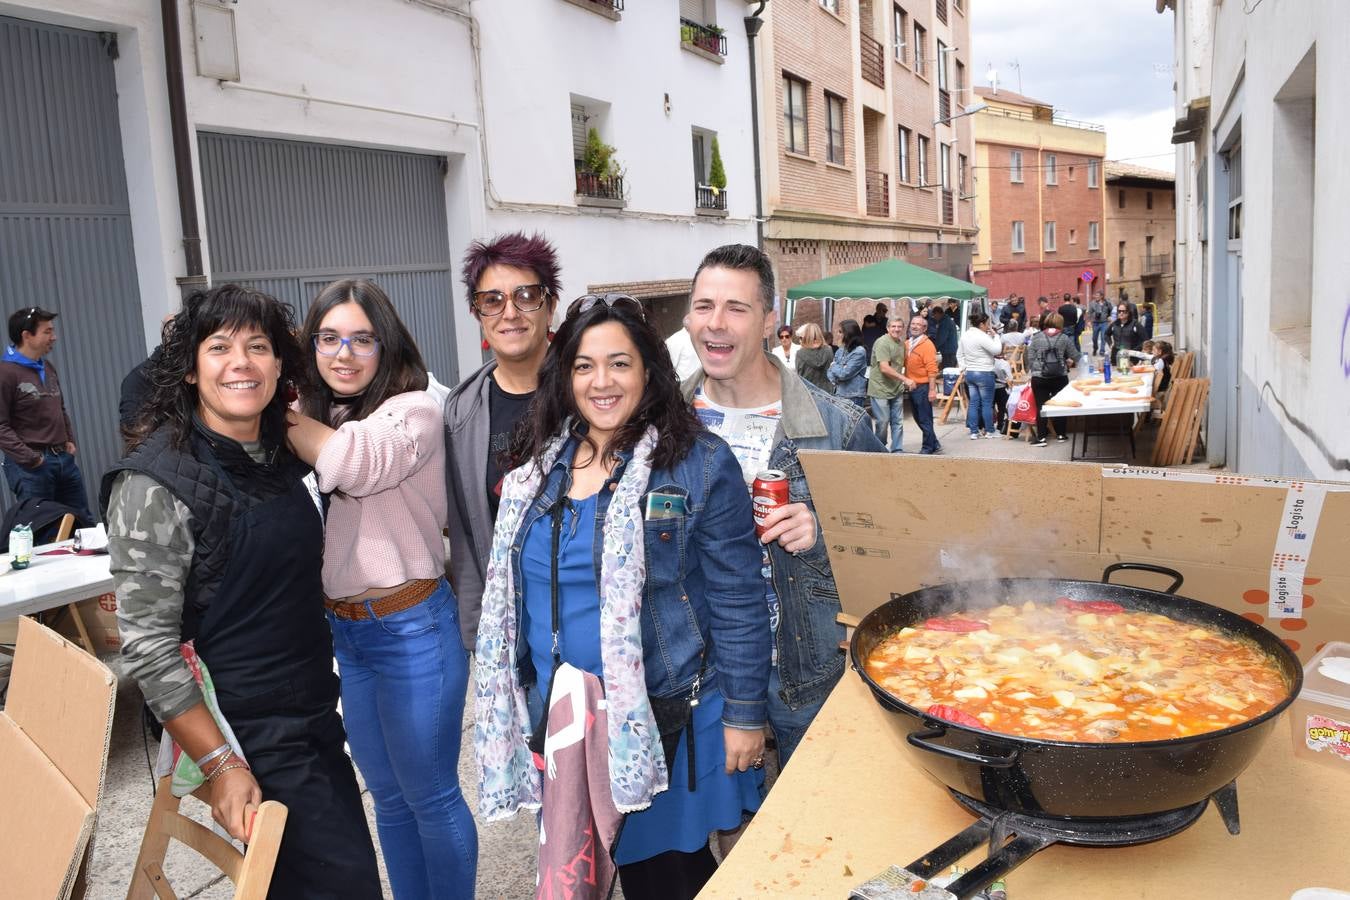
[1041, 371, 1154, 462]
[0, 542, 112, 619]
[701, 671, 1350, 898]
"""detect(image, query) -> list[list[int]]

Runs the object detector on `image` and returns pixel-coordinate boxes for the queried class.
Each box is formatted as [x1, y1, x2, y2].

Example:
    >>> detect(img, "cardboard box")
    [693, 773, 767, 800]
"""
[0, 617, 116, 899]
[800, 452, 1350, 662]
[50, 592, 122, 654]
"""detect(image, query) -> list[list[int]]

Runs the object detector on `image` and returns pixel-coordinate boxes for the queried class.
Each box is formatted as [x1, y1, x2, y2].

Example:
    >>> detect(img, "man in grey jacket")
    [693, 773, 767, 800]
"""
[444, 233, 560, 650]
[682, 244, 883, 770]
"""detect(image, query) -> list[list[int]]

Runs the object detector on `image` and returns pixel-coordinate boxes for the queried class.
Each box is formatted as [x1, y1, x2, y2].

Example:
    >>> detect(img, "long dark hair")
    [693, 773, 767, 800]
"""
[513, 299, 701, 475]
[299, 279, 428, 424]
[125, 284, 307, 450]
[839, 319, 863, 352]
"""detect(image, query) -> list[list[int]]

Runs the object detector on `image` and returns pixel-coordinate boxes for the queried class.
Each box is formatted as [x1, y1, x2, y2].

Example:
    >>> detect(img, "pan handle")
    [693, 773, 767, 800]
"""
[907, 727, 1020, 768]
[1101, 562, 1184, 594]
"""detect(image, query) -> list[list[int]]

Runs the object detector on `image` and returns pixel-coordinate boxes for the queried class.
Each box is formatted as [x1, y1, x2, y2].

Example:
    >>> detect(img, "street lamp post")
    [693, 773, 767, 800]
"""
[933, 102, 988, 128]
[745, 1, 767, 249]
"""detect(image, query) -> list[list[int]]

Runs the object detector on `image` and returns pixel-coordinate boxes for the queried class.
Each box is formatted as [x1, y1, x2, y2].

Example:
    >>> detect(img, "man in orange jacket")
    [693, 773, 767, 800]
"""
[902, 313, 941, 454]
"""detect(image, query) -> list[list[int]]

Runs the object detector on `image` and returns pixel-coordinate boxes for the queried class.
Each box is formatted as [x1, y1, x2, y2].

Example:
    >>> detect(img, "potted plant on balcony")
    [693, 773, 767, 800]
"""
[708, 136, 727, 195]
[579, 127, 625, 201]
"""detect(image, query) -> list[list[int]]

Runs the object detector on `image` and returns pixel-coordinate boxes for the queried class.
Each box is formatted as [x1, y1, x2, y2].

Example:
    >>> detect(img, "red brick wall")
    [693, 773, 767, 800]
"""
[981, 140, 1105, 299]
[773, 2, 859, 216]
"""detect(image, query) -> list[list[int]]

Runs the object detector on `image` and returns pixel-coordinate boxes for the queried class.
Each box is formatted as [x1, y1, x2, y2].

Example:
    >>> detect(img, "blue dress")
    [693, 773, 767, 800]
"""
[521, 493, 764, 865]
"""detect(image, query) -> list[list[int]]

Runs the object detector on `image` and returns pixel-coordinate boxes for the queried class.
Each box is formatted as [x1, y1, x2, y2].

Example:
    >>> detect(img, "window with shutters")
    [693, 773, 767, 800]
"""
[893, 6, 907, 64]
[897, 126, 911, 183]
[825, 93, 846, 165]
[784, 75, 809, 154]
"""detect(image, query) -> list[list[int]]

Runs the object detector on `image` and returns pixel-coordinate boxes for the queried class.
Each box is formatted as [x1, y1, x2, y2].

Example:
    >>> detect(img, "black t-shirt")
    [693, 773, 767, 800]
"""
[486, 376, 535, 519]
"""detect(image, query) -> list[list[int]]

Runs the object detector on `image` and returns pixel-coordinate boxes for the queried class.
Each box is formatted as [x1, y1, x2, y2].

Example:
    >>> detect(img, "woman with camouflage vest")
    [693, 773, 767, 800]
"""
[103, 285, 380, 898]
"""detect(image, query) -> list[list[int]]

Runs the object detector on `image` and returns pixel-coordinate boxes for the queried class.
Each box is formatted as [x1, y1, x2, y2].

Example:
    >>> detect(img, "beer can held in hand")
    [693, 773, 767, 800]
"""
[752, 470, 790, 538]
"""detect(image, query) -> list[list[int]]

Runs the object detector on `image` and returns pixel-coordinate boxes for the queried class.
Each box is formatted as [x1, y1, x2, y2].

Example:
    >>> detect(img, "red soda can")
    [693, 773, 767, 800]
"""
[752, 470, 790, 537]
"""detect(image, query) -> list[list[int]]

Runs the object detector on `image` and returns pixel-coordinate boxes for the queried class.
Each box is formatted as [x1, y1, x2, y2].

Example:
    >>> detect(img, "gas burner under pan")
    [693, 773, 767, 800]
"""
[850, 782, 1239, 900]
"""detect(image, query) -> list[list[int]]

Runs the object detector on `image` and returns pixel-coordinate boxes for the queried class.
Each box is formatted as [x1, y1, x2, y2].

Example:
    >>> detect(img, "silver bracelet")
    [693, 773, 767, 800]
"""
[202, 748, 236, 778]
[195, 743, 232, 769]
[205, 761, 248, 784]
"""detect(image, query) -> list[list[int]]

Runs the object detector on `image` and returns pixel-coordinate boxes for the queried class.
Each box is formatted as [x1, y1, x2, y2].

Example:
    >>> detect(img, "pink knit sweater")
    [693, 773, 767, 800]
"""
[315, 391, 447, 599]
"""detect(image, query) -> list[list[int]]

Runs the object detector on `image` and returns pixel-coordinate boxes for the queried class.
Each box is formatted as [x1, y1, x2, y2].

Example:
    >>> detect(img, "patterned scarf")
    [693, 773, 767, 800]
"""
[474, 425, 667, 821]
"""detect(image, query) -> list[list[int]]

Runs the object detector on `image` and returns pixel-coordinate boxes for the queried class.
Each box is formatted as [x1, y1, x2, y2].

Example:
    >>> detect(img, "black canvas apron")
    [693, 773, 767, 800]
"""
[195, 471, 381, 900]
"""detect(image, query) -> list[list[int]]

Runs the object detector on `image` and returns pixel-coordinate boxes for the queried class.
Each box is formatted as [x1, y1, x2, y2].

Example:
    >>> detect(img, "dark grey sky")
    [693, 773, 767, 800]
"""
[971, 0, 1176, 165]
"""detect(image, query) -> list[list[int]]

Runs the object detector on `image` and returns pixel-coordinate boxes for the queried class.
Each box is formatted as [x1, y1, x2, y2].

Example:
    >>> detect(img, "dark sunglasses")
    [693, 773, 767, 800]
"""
[568, 292, 645, 319]
[471, 284, 550, 317]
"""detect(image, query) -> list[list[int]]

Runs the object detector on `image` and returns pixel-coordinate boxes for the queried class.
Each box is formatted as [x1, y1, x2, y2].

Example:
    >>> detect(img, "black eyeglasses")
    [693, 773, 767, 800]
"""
[567, 293, 645, 319]
[471, 284, 550, 318]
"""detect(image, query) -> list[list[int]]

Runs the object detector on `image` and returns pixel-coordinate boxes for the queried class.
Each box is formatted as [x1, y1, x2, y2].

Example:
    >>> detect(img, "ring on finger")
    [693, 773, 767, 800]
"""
[751, 756, 765, 769]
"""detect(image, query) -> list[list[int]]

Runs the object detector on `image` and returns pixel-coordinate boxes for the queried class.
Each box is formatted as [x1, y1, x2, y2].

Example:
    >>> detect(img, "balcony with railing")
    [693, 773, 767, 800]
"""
[979, 105, 1105, 132]
[1143, 253, 1173, 275]
[563, 0, 623, 18]
[680, 18, 727, 58]
[575, 170, 625, 206]
[860, 32, 885, 88]
[942, 188, 954, 225]
[695, 184, 727, 213]
[865, 170, 889, 217]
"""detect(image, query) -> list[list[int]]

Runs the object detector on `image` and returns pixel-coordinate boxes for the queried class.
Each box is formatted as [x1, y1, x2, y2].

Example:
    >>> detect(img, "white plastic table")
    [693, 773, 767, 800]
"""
[1041, 371, 1155, 460]
[0, 542, 113, 620]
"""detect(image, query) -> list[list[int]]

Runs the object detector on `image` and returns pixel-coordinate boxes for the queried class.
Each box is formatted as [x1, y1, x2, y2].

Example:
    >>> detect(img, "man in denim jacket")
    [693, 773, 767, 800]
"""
[681, 244, 883, 769]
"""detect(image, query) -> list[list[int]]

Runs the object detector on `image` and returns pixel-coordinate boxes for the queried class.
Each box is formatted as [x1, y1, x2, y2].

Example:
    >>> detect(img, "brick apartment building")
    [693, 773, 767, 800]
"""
[1104, 162, 1176, 326]
[753, 0, 978, 320]
[972, 87, 1108, 301]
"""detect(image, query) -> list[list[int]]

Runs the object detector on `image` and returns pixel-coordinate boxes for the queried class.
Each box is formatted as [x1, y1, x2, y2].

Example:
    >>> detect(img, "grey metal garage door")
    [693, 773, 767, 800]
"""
[0, 15, 148, 516]
[198, 133, 459, 386]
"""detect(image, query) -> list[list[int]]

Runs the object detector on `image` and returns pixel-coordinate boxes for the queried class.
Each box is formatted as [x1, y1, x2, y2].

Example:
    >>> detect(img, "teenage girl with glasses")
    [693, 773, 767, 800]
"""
[287, 279, 478, 899]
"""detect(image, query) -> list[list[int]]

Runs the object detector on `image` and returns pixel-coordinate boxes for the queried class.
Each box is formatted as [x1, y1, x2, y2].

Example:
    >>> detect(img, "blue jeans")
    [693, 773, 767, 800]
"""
[964, 370, 997, 435]
[1092, 322, 1108, 354]
[2, 448, 92, 523]
[910, 389, 941, 453]
[328, 579, 478, 900]
[869, 396, 904, 452]
[767, 666, 825, 771]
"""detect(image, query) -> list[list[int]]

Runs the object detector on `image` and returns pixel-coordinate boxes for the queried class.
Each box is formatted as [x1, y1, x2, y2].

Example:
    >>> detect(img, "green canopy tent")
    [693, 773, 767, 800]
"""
[783, 259, 988, 332]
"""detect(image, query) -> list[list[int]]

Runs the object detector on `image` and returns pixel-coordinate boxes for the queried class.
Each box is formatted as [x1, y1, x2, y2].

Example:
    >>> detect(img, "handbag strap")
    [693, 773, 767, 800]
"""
[549, 494, 569, 669]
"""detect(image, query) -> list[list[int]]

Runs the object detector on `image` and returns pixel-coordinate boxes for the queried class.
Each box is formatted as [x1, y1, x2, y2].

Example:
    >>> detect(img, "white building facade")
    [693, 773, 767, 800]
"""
[1158, 0, 1350, 479]
[473, 0, 758, 338]
[0, 0, 756, 507]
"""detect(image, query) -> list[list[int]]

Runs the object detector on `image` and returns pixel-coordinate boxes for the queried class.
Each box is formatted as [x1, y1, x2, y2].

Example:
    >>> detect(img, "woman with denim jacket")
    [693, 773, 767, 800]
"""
[286, 280, 476, 899]
[474, 294, 770, 900]
[827, 319, 869, 409]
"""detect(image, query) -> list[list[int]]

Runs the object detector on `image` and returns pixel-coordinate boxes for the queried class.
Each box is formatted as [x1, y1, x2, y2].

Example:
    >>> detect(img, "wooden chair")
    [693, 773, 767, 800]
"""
[1172, 351, 1195, 380]
[36, 514, 98, 655]
[1006, 345, 1027, 383]
[935, 369, 965, 424]
[1149, 377, 1210, 466]
[126, 776, 288, 900]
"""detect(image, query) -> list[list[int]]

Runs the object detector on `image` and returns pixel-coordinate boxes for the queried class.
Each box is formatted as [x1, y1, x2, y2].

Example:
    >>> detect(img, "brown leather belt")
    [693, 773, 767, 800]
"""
[324, 579, 440, 621]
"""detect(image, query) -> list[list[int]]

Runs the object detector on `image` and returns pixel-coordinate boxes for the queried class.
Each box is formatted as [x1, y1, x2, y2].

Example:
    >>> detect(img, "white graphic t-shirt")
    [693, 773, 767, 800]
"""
[692, 387, 782, 663]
